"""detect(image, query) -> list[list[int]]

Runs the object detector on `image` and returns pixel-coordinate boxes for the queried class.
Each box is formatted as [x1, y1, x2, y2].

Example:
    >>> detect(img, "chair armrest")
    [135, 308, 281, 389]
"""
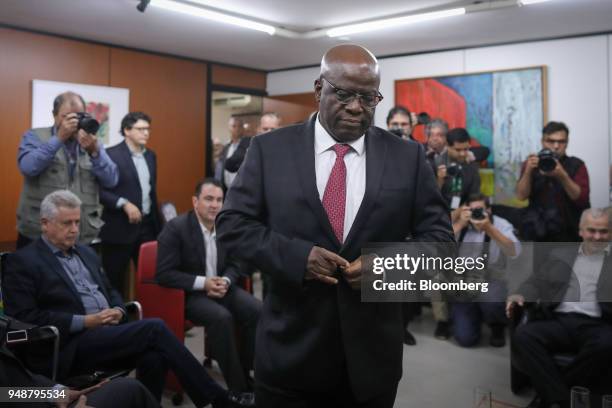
[124, 301, 143, 321]
[6, 325, 60, 381]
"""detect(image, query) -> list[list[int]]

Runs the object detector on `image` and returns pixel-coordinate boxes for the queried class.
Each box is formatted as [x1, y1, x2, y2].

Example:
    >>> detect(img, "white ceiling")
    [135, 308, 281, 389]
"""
[1, 0, 611, 71]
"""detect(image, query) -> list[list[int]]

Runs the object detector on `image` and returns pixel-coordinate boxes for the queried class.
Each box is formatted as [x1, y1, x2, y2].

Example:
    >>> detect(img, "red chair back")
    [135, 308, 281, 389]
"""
[137, 241, 158, 283]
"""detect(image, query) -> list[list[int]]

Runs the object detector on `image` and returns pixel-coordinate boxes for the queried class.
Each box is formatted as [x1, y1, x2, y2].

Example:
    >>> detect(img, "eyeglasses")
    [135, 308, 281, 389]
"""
[321, 77, 383, 108]
[544, 138, 567, 145]
[132, 126, 150, 133]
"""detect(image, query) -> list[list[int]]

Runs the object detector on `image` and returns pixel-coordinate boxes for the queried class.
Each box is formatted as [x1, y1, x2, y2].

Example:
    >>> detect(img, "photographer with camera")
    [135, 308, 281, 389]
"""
[386, 105, 432, 141]
[16, 91, 118, 248]
[434, 128, 481, 210]
[386, 105, 417, 140]
[516, 121, 590, 242]
[451, 194, 521, 347]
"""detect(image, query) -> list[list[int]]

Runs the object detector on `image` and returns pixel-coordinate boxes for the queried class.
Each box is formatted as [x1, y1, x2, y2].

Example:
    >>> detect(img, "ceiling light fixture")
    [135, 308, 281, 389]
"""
[518, 0, 553, 5]
[326, 7, 466, 38]
[150, 0, 276, 35]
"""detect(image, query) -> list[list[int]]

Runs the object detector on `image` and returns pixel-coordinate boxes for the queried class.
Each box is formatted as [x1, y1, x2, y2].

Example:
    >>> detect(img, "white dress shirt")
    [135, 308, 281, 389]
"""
[115, 146, 151, 215]
[223, 141, 240, 188]
[314, 115, 366, 242]
[555, 245, 609, 318]
[192, 222, 231, 290]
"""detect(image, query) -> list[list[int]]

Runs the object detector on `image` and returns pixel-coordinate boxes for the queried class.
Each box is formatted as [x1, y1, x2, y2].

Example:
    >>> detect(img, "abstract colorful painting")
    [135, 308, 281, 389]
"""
[395, 67, 545, 205]
[32, 80, 129, 147]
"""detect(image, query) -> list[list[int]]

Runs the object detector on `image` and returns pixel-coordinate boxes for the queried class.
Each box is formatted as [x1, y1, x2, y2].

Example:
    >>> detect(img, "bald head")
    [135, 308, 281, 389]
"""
[315, 44, 381, 142]
[320, 44, 380, 86]
[53, 92, 85, 116]
[52, 91, 86, 131]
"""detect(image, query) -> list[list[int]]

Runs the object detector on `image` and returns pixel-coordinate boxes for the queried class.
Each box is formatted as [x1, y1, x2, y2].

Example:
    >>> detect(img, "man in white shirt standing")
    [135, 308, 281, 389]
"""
[507, 208, 612, 408]
[156, 178, 261, 394]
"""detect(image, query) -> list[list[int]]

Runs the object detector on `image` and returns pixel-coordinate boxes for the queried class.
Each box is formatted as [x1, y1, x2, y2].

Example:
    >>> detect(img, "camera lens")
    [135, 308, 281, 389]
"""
[471, 208, 485, 220]
[389, 127, 404, 138]
[537, 148, 557, 172]
[76, 112, 100, 135]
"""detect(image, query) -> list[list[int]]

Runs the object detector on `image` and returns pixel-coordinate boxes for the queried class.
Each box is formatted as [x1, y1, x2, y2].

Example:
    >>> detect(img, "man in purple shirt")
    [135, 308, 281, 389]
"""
[16, 91, 118, 248]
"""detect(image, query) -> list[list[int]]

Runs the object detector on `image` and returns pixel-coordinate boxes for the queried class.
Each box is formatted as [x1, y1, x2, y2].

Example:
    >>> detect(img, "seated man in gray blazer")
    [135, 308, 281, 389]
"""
[156, 178, 261, 393]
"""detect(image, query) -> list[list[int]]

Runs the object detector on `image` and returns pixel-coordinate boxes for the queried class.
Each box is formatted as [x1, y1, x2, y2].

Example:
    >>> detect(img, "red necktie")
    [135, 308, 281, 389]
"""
[322, 144, 351, 243]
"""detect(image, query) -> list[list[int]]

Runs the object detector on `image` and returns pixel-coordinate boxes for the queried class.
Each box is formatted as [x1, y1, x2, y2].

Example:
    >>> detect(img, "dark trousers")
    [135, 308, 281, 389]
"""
[185, 286, 261, 392]
[255, 372, 398, 408]
[101, 215, 157, 298]
[512, 313, 612, 406]
[77, 377, 160, 408]
[450, 280, 507, 347]
[66, 318, 226, 407]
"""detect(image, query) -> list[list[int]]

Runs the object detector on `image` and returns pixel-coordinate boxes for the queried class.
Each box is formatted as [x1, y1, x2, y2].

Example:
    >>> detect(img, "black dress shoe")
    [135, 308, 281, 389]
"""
[489, 324, 506, 347]
[404, 329, 417, 346]
[228, 391, 255, 408]
[434, 321, 450, 340]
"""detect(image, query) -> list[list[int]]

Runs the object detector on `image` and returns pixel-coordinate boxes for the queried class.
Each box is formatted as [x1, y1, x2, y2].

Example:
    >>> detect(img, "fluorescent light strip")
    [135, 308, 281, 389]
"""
[150, 0, 276, 35]
[327, 7, 466, 37]
[519, 0, 553, 4]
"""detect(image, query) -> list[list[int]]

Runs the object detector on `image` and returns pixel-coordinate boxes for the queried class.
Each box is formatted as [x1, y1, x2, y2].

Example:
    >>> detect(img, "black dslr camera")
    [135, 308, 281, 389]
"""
[75, 112, 100, 135]
[446, 163, 463, 177]
[389, 127, 404, 138]
[471, 207, 486, 220]
[537, 148, 558, 173]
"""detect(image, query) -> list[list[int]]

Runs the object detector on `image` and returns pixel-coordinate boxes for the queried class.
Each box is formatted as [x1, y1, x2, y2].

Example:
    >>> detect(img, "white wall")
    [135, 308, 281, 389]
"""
[268, 35, 611, 207]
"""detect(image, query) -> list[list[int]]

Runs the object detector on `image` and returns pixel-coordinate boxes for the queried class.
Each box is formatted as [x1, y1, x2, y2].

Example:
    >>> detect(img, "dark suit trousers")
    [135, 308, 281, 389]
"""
[512, 313, 612, 405]
[101, 215, 157, 298]
[255, 371, 398, 408]
[185, 285, 261, 392]
[78, 377, 160, 408]
[66, 318, 226, 407]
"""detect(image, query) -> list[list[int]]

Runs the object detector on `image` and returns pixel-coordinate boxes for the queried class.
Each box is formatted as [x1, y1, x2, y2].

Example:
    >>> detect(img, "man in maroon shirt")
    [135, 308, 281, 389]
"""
[516, 121, 590, 242]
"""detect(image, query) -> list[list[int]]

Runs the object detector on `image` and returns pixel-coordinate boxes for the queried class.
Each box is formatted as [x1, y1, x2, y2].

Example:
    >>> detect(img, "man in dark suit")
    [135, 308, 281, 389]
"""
[507, 208, 612, 408]
[214, 116, 249, 191]
[156, 178, 261, 393]
[216, 44, 454, 408]
[100, 112, 160, 298]
[222, 113, 282, 177]
[2, 190, 254, 408]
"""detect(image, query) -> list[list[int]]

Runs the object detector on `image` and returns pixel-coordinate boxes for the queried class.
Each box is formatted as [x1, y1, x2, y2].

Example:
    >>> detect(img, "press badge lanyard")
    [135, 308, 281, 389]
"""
[450, 175, 462, 210]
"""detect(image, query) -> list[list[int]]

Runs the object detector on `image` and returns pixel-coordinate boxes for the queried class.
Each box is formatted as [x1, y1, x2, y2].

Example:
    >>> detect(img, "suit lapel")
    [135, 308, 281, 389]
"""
[292, 116, 340, 247]
[342, 128, 386, 251]
[36, 239, 81, 304]
[188, 211, 207, 271]
[119, 141, 141, 191]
